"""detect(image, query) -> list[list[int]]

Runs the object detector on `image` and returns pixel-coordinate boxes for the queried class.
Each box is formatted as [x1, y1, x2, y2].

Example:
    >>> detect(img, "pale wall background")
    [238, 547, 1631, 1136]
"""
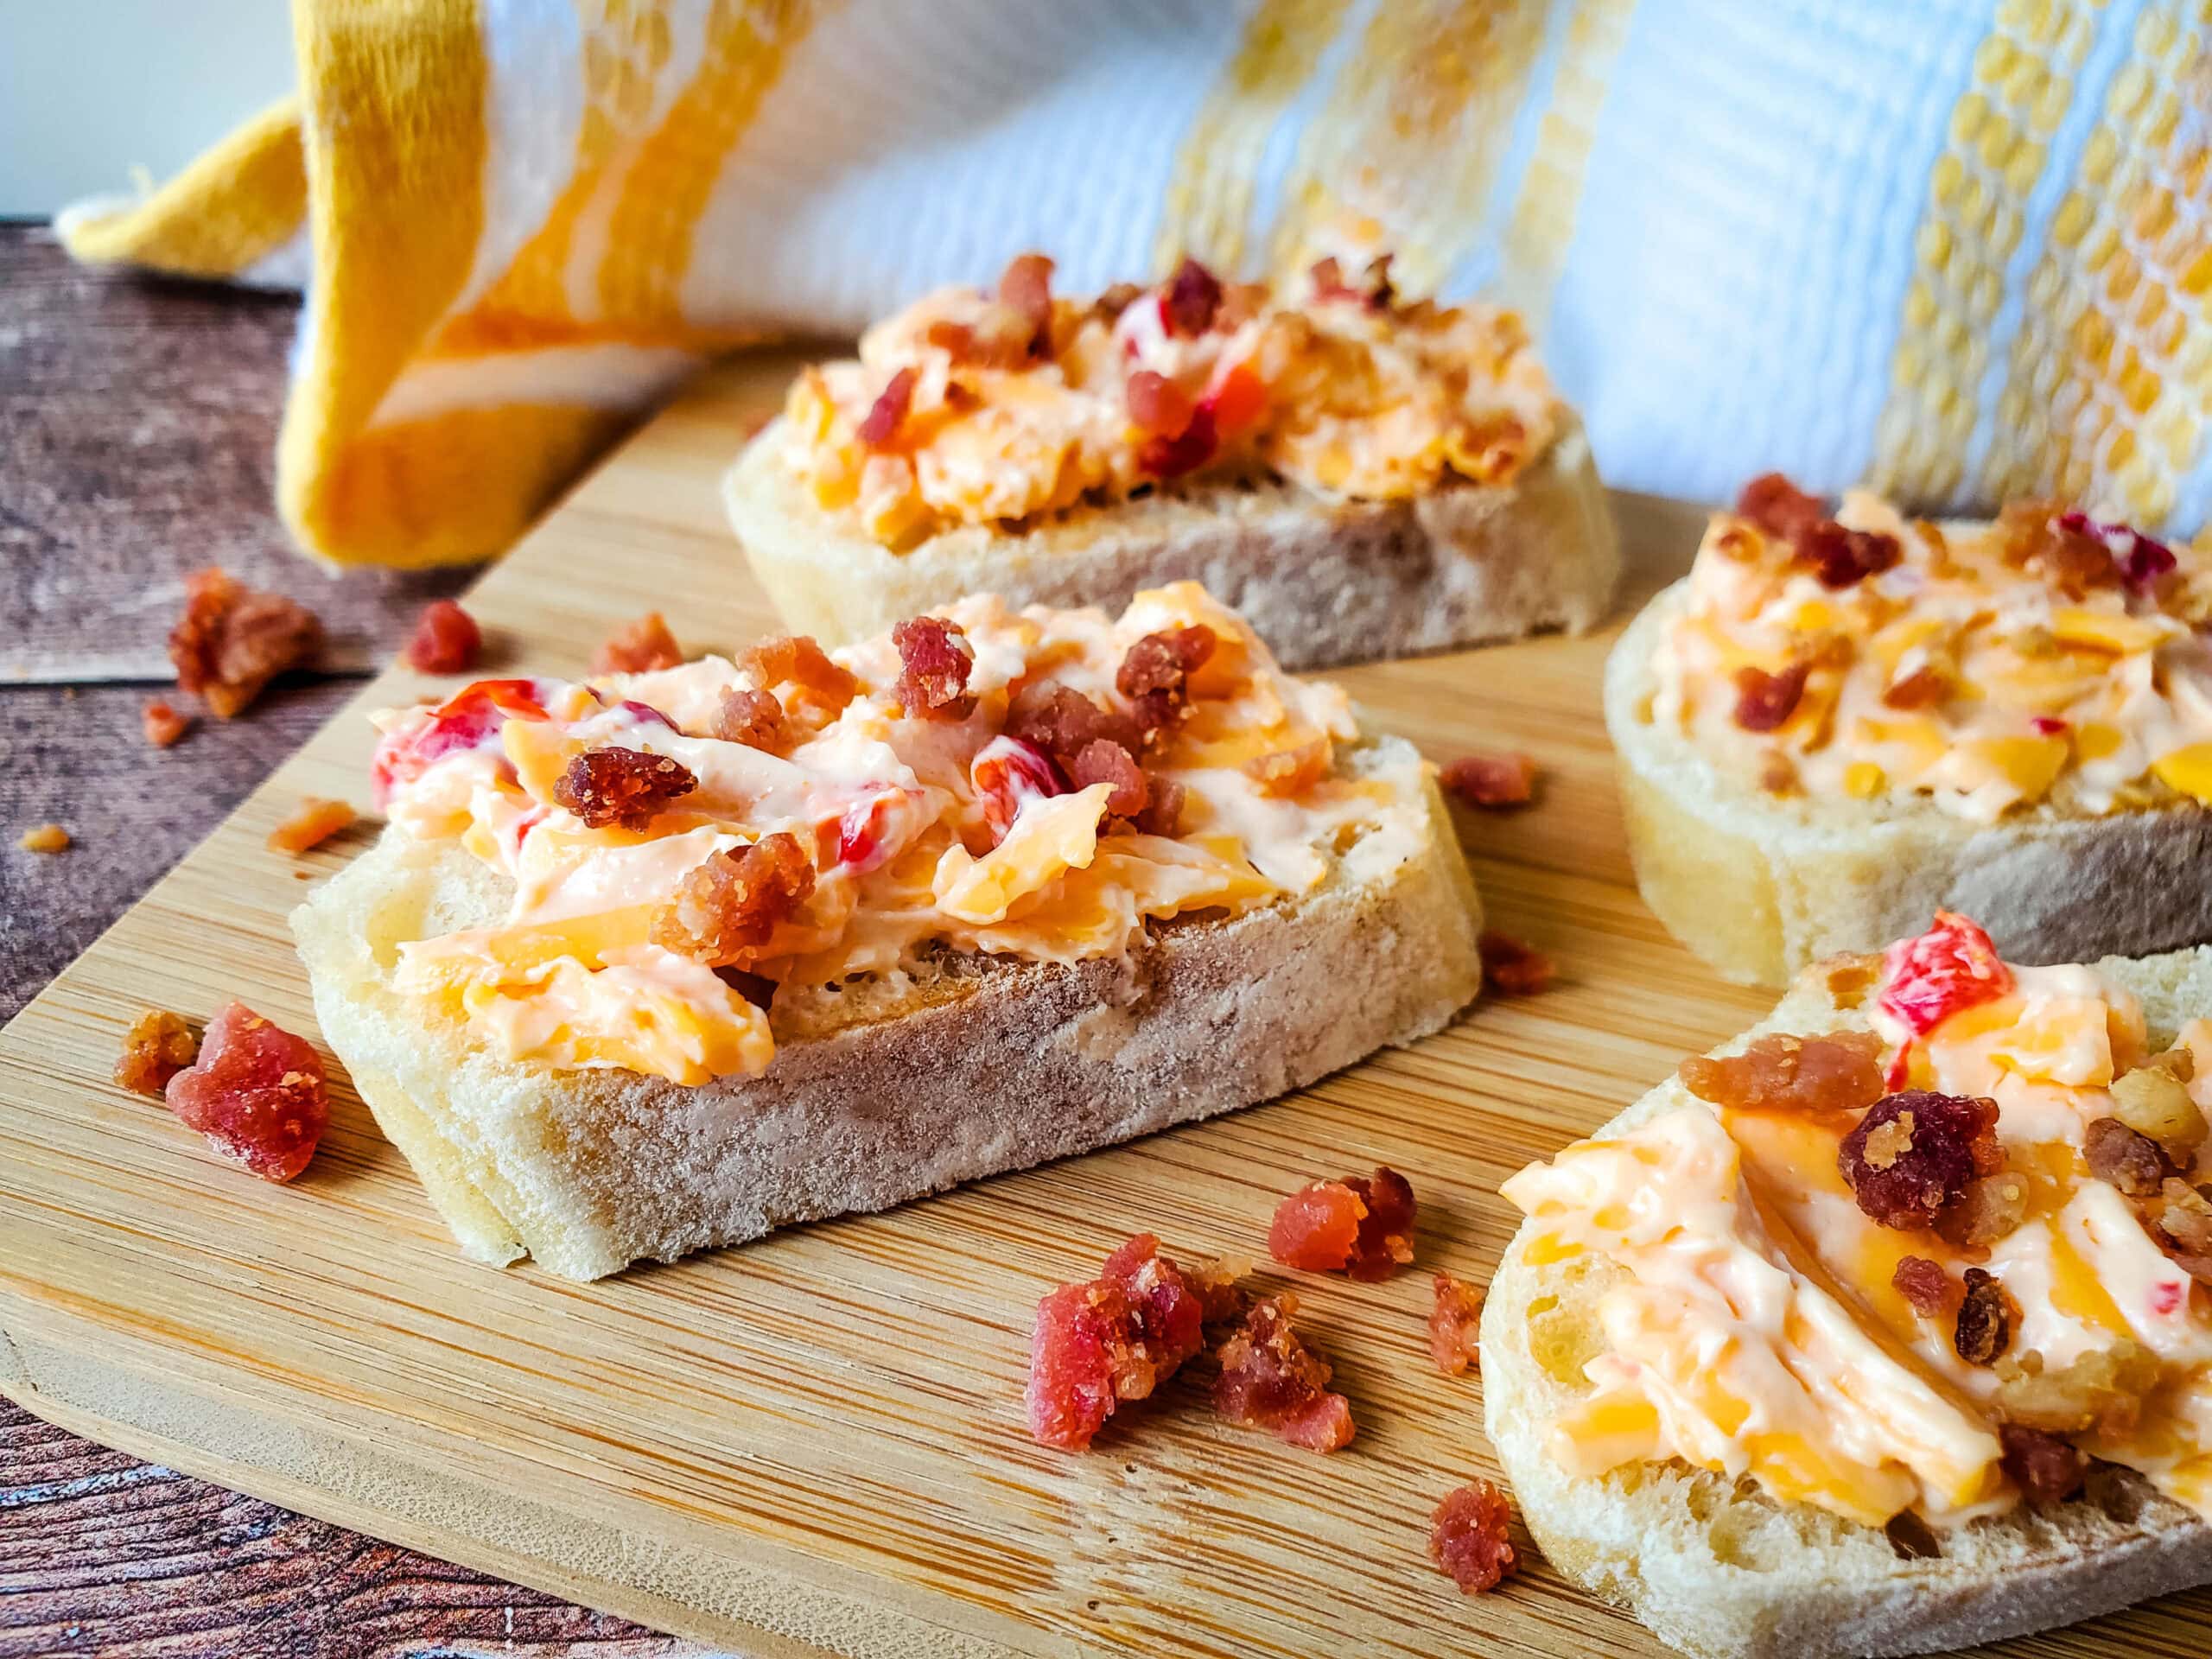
[0, 1, 294, 217]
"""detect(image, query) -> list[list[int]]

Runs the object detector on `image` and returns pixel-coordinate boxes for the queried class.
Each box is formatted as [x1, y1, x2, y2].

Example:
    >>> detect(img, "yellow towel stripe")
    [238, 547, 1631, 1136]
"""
[1867, 0, 2101, 503]
[55, 99, 306, 279]
[1984, 3, 2212, 524]
[1152, 0, 1352, 276]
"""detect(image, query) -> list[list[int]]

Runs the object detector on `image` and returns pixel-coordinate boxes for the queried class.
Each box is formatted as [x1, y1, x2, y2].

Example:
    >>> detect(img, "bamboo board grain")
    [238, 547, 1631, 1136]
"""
[5, 353, 2211, 1659]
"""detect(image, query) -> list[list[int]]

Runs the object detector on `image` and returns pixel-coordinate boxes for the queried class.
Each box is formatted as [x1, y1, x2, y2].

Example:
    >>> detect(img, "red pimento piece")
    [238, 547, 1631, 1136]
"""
[971, 734, 1063, 843]
[2057, 509, 2177, 591]
[1125, 369, 1195, 439]
[369, 677, 550, 807]
[857, 366, 917, 448]
[594, 612, 683, 675]
[1480, 931, 1555, 995]
[1024, 1233, 1236, 1451]
[1735, 473, 1826, 541]
[1440, 750, 1536, 809]
[142, 697, 192, 748]
[1429, 1479, 1519, 1593]
[1162, 257, 1224, 335]
[1732, 663, 1808, 732]
[404, 599, 482, 674]
[1877, 912, 2012, 1086]
[1211, 1294, 1355, 1452]
[891, 615, 976, 719]
[2031, 715, 2069, 735]
[163, 1001, 328, 1183]
[1429, 1272, 1484, 1376]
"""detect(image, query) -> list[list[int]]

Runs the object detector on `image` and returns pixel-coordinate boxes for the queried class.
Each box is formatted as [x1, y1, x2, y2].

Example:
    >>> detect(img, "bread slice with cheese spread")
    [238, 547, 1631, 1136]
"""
[1608, 486, 2212, 987]
[722, 252, 1618, 671]
[1483, 944, 2212, 1659]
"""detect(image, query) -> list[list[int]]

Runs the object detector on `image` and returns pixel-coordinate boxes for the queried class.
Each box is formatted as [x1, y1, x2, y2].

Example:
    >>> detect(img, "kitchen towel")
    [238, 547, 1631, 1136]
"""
[58, 0, 2212, 565]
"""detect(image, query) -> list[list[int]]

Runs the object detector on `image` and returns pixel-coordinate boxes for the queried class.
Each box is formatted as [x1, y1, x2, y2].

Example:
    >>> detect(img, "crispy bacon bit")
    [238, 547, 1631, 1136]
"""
[857, 366, 917, 448]
[1117, 626, 1216, 734]
[267, 797, 357, 855]
[115, 1009, 198, 1098]
[168, 567, 322, 718]
[1998, 1424, 2087, 1506]
[1954, 1267, 2015, 1365]
[1678, 1030, 1885, 1116]
[2056, 509, 2177, 591]
[1994, 1342, 2158, 1436]
[1891, 1255, 1955, 1318]
[707, 685, 789, 753]
[1732, 663, 1808, 732]
[1429, 1272, 1485, 1376]
[1007, 682, 1142, 771]
[2152, 1177, 2212, 1278]
[1878, 913, 2012, 1085]
[594, 613, 683, 676]
[163, 1001, 328, 1183]
[1440, 751, 1536, 809]
[1026, 1233, 1242, 1451]
[1839, 1090, 2003, 1231]
[1135, 776, 1186, 838]
[1480, 931, 1555, 995]
[142, 698, 191, 748]
[1795, 520, 1903, 589]
[652, 831, 815, 965]
[2086, 1115, 2171, 1198]
[553, 747, 696, 830]
[1735, 474, 1826, 540]
[890, 615, 976, 719]
[1070, 738, 1150, 818]
[740, 634, 859, 716]
[1997, 502, 2122, 597]
[1163, 257, 1224, 336]
[18, 823, 68, 854]
[1937, 1172, 2030, 1249]
[1267, 1167, 1416, 1281]
[1211, 1294, 1355, 1452]
[404, 599, 482, 674]
[998, 252, 1056, 355]
[1429, 1480, 1518, 1593]
[1125, 368, 1196, 439]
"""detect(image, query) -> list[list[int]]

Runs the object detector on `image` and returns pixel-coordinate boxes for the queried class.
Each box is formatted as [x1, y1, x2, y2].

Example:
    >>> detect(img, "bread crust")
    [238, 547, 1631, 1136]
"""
[291, 740, 1482, 1281]
[1606, 582, 2212, 986]
[723, 416, 1619, 671]
[1481, 950, 2212, 1659]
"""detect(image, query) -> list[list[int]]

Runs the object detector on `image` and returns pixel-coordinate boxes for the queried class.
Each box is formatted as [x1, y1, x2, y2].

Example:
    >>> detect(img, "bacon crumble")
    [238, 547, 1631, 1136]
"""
[1998, 1424, 2088, 1506]
[1735, 473, 1826, 541]
[1479, 931, 1554, 995]
[891, 615, 976, 719]
[1954, 1267, 2015, 1365]
[115, 1009, 199, 1098]
[857, 365, 917, 448]
[1839, 1090, 2003, 1231]
[1428, 1479, 1518, 1594]
[740, 633, 859, 720]
[1732, 663, 1808, 732]
[163, 1001, 329, 1183]
[142, 698, 192, 748]
[652, 832, 816, 966]
[1678, 1030, 1885, 1116]
[1891, 1255, 1955, 1318]
[1732, 474, 1899, 588]
[997, 252, 1056, 358]
[1440, 751, 1537, 809]
[404, 599, 482, 674]
[594, 613, 683, 676]
[1267, 1166, 1416, 1281]
[1211, 1294, 1355, 1452]
[1068, 737, 1149, 818]
[1428, 1271, 1485, 1375]
[168, 567, 322, 718]
[709, 686, 789, 752]
[553, 747, 697, 830]
[1162, 257, 1224, 336]
[2085, 1115, 2171, 1198]
[267, 797, 359, 855]
[1116, 625, 1216, 735]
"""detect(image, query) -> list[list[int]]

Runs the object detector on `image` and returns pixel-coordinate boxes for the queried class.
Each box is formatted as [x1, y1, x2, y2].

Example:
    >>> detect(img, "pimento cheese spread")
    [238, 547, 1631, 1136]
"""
[1503, 914, 2212, 1532]
[367, 582, 1421, 1085]
[782, 252, 1562, 549]
[1650, 477, 2212, 823]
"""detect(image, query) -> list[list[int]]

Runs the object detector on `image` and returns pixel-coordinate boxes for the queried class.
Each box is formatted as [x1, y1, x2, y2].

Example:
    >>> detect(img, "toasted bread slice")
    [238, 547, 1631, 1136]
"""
[724, 415, 1618, 672]
[291, 737, 1480, 1281]
[1606, 581, 2212, 987]
[1482, 948, 2212, 1659]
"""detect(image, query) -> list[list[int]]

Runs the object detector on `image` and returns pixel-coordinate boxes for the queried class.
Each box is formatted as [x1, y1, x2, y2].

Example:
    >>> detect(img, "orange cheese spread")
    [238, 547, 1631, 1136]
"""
[782, 252, 1562, 549]
[367, 582, 1421, 1086]
[1503, 914, 2212, 1531]
[1652, 479, 2212, 823]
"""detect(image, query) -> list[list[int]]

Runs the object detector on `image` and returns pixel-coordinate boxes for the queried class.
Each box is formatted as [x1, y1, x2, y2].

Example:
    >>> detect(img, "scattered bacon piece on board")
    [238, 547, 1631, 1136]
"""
[163, 1001, 329, 1183]
[168, 566, 322, 718]
[1429, 1479, 1519, 1593]
[1429, 1272, 1485, 1375]
[1268, 1166, 1416, 1280]
[1211, 1294, 1355, 1452]
[594, 612, 683, 675]
[404, 599, 483, 673]
[115, 1009, 198, 1098]
[142, 698, 192, 748]
[1480, 931, 1554, 995]
[1440, 751, 1536, 809]
[267, 797, 358, 855]
[18, 823, 69, 854]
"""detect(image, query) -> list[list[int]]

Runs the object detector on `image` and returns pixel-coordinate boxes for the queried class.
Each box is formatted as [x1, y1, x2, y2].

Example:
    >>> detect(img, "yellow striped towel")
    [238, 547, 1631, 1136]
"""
[58, 0, 2212, 566]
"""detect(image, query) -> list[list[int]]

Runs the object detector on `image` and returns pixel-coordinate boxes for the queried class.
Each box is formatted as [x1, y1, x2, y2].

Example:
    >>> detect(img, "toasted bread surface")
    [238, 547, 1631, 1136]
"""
[1606, 582, 2212, 986]
[292, 739, 1481, 1281]
[1481, 949, 2212, 1659]
[724, 416, 1618, 671]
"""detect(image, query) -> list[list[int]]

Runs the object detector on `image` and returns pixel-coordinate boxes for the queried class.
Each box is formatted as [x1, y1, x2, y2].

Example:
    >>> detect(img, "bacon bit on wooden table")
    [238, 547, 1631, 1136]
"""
[114, 1009, 199, 1097]
[1428, 1272, 1484, 1376]
[1211, 1294, 1356, 1452]
[1267, 1166, 1416, 1280]
[1429, 1478, 1519, 1592]
[1440, 750, 1537, 808]
[594, 611, 683, 675]
[267, 797, 359, 855]
[1479, 931, 1555, 995]
[162, 1001, 329, 1183]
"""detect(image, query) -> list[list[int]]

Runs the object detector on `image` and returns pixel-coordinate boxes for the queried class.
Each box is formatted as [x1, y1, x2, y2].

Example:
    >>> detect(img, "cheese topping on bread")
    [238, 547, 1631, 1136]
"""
[365, 582, 1419, 1084]
[1503, 914, 2212, 1531]
[782, 251, 1561, 548]
[1649, 479, 2212, 822]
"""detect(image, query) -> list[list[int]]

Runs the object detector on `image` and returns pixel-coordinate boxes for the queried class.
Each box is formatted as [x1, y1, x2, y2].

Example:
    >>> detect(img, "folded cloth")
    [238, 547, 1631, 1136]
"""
[59, 0, 2212, 566]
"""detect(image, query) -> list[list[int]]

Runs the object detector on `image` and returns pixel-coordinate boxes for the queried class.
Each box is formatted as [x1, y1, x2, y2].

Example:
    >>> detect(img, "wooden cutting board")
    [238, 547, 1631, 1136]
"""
[5, 353, 2209, 1659]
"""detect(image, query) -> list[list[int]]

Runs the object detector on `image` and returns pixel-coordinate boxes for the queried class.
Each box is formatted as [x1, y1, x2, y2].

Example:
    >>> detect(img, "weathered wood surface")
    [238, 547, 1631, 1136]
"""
[7, 324, 2212, 1658]
[0, 223, 699, 1657]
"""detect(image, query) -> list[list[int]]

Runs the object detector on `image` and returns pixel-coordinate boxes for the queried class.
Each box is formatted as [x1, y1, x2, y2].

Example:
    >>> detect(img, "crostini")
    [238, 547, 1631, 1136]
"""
[725, 252, 1618, 671]
[1609, 478, 2212, 985]
[1485, 913, 2212, 1659]
[292, 582, 1483, 1281]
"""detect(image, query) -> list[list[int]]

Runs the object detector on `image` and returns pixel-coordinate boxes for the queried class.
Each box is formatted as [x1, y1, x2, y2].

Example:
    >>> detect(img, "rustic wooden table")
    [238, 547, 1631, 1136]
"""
[0, 224, 713, 1659]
